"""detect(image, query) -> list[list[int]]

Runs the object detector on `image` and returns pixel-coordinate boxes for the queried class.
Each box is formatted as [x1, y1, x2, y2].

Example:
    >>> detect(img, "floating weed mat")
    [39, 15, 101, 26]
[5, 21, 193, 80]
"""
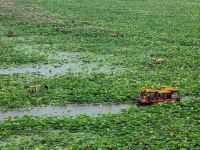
[0, 0, 63, 24]
[0, 100, 200, 149]
[13, 43, 117, 63]
[0, 0, 200, 108]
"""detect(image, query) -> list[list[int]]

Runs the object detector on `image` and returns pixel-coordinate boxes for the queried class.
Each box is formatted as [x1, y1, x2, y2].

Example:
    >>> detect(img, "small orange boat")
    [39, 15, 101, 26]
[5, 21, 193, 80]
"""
[137, 87, 180, 106]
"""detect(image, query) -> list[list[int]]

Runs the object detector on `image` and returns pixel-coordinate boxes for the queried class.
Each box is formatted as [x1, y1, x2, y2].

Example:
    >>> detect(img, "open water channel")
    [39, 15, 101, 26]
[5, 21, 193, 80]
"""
[0, 98, 198, 122]
[0, 104, 134, 121]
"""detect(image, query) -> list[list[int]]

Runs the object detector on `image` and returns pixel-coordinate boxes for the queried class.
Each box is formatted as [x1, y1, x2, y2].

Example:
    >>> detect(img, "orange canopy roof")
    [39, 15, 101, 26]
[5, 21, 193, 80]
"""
[158, 90, 171, 94]
[143, 89, 158, 93]
[163, 87, 178, 91]
[142, 87, 178, 93]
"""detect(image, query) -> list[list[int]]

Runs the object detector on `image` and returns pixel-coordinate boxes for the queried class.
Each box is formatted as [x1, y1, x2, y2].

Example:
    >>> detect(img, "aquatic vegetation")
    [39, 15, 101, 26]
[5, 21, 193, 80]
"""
[0, 100, 199, 149]
[0, 43, 125, 77]
[0, 0, 199, 109]
[0, 0, 200, 149]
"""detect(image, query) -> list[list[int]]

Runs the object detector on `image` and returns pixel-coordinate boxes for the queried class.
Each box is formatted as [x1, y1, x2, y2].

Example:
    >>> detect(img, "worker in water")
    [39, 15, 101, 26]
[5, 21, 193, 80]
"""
[29, 85, 48, 94]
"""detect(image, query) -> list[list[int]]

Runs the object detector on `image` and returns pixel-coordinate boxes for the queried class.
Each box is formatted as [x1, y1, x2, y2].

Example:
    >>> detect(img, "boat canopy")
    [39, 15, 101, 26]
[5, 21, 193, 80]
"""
[143, 89, 158, 93]
[158, 90, 171, 94]
[163, 87, 178, 91]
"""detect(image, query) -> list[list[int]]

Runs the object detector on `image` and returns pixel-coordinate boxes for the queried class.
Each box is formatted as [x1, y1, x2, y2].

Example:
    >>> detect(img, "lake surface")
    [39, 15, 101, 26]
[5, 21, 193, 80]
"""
[0, 98, 198, 122]
[0, 62, 124, 77]
[0, 104, 135, 121]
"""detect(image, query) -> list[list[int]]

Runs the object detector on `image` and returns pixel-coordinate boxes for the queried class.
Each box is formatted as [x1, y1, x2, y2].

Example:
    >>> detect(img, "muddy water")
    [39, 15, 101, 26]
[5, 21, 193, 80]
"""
[181, 96, 200, 101]
[0, 104, 134, 121]
[0, 44, 122, 77]
[0, 98, 199, 121]
[0, 62, 84, 77]
[0, 62, 123, 77]
[14, 44, 113, 61]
